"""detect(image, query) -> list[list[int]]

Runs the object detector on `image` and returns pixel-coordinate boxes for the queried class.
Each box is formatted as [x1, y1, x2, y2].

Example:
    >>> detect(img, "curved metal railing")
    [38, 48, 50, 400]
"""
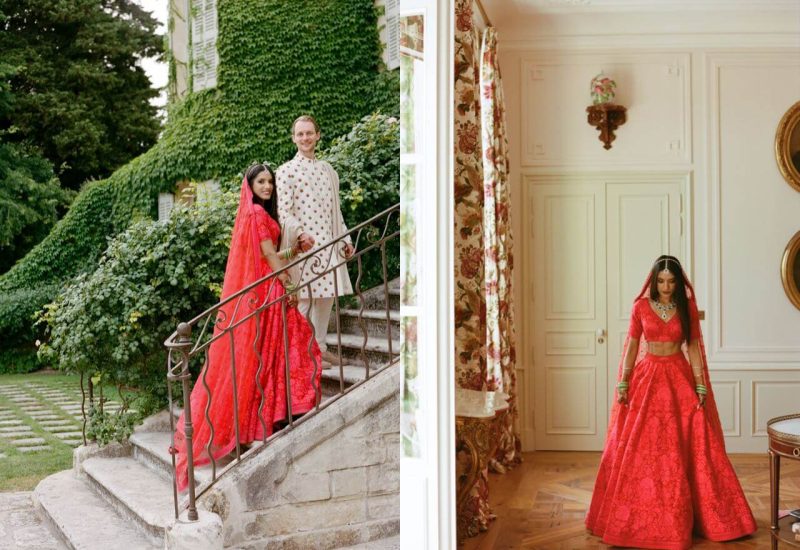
[163, 203, 399, 521]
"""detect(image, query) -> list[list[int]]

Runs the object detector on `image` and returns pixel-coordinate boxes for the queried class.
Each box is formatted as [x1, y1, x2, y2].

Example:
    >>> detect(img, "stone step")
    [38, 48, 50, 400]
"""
[129, 430, 254, 491]
[353, 278, 400, 311]
[33, 470, 160, 550]
[129, 430, 177, 481]
[320, 365, 370, 398]
[382, 286, 400, 311]
[325, 333, 400, 369]
[329, 308, 400, 340]
[130, 431, 215, 486]
[82, 457, 173, 544]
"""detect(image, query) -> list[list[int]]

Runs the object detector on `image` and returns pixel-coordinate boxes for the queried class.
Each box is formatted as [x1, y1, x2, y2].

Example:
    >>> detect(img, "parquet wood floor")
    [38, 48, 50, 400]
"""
[461, 452, 800, 550]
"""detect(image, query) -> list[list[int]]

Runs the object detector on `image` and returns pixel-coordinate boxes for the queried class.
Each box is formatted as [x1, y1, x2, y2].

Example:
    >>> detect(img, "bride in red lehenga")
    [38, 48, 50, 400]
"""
[586, 255, 757, 549]
[173, 163, 321, 492]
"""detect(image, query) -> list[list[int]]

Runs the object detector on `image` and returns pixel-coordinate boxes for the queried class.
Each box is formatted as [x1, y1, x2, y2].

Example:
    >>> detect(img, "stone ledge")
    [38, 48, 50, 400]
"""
[72, 440, 131, 474]
[236, 517, 399, 550]
[203, 366, 400, 546]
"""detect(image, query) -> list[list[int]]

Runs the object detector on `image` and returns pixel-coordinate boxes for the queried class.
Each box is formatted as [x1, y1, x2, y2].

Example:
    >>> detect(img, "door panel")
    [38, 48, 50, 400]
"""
[531, 181, 682, 451]
[533, 184, 607, 450]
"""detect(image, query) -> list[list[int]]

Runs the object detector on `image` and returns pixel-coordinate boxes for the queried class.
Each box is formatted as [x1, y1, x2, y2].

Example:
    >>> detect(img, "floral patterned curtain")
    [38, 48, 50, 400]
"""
[454, 0, 491, 536]
[454, 2, 520, 538]
[480, 27, 520, 472]
[454, 0, 486, 392]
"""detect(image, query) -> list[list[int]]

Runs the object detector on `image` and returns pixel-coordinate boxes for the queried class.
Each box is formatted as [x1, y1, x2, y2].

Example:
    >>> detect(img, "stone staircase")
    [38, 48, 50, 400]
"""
[320, 279, 400, 398]
[34, 412, 182, 549]
[31, 281, 401, 549]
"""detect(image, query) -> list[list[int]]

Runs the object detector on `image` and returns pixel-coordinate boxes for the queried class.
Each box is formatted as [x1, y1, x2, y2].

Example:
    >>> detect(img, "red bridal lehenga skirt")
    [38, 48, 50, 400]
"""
[173, 290, 321, 492]
[586, 352, 756, 550]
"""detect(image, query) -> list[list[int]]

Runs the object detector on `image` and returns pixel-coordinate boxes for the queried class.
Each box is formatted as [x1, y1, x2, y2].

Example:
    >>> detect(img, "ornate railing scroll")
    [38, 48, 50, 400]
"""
[163, 203, 399, 520]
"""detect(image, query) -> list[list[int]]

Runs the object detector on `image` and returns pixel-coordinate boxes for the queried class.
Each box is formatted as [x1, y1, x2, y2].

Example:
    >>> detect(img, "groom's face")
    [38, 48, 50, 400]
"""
[292, 120, 320, 156]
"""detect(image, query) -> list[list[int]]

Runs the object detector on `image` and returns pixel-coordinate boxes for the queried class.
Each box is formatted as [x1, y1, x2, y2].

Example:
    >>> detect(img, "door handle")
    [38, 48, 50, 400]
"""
[596, 328, 606, 344]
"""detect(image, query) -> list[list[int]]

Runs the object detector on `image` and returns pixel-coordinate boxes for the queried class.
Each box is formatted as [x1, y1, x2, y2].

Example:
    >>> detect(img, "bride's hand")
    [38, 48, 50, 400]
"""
[697, 393, 706, 407]
[617, 389, 628, 405]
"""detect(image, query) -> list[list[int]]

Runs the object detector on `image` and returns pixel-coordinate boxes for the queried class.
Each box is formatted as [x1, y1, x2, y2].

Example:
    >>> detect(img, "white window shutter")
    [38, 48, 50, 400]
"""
[202, 0, 218, 89]
[385, 0, 400, 70]
[191, 0, 218, 92]
[191, 1, 206, 90]
[158, 193, 174, 221]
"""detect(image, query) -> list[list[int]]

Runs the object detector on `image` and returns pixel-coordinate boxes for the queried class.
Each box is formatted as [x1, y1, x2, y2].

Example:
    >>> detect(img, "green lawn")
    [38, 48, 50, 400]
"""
[0, 370, 126, 491]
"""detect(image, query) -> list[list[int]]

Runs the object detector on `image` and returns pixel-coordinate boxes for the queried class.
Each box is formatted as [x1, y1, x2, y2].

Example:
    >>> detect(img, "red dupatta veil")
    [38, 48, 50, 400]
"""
[173, 177, 286, 491]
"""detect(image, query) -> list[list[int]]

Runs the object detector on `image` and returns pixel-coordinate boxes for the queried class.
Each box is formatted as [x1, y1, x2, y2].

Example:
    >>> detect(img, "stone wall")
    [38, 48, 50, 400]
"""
[199, 366, 400, 549]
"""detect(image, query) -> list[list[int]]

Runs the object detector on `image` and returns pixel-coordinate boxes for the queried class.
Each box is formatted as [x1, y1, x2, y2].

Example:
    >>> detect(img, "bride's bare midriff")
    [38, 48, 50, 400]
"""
[647, 341, 682, 356]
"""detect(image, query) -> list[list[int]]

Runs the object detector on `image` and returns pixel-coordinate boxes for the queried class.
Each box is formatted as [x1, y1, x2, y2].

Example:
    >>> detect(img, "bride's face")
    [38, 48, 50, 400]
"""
[656, 270, 677, 302]
[251, 171, 273, 201]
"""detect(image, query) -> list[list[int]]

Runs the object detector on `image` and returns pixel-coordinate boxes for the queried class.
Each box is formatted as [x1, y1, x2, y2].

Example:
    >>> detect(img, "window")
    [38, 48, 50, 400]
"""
[399, 2, 456, 548]
[158, 193, 175, 222]
[400, 13, 424, 459]
[191, 0, 218, 92]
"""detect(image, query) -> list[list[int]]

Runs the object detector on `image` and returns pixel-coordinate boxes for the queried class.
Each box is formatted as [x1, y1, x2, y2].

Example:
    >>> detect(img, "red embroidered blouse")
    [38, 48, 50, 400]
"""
[627, 297, 700, 343]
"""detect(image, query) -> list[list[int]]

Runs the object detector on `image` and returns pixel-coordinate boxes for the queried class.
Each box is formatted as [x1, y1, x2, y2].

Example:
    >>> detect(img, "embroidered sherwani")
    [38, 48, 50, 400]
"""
[276, 152, 353, 300]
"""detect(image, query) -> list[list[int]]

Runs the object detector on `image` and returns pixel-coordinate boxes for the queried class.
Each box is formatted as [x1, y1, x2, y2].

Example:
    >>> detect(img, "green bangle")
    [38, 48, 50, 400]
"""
[696, 384, 707, 395]
[616, 381, 629, 390]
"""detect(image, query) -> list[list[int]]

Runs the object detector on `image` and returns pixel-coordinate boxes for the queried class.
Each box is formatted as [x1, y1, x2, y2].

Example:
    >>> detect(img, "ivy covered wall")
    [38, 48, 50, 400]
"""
[0, 0, 399, 351]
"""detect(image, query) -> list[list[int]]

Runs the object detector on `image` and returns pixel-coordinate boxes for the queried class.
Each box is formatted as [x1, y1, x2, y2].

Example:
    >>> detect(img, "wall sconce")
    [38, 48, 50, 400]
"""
[586, 72, 627, 150]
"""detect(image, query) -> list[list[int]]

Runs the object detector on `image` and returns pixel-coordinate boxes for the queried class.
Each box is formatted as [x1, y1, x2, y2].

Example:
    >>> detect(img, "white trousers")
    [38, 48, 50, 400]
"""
[297, 297, 335, 353]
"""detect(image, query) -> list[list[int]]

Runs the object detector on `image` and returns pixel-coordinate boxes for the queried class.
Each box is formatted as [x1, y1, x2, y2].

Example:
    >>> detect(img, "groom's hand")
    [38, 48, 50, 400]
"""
[343, 243, 354, 258]
[298, 232, 315, 252]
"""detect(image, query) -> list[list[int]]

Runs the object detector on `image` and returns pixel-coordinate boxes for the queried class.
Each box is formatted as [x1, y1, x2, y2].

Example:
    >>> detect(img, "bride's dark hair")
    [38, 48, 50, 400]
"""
[648, 255, 691, 343]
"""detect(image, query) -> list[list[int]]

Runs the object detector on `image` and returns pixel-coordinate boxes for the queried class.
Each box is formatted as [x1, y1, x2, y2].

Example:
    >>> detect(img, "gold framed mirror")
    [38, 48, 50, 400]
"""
[781, 230, 800, 310]
[775, 100, 800, 193]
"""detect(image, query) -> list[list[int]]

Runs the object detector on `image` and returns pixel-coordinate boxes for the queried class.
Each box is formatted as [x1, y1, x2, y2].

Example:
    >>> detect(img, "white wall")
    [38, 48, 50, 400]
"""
[497, 6, 800, 453]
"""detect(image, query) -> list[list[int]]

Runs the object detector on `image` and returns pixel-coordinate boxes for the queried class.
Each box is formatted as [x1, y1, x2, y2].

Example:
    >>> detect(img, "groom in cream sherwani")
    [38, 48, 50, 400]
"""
[276, 115, 354, 367]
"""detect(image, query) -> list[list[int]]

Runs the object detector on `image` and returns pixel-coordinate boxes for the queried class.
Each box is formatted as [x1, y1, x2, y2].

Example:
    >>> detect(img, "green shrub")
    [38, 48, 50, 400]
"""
[86, 404, 139, 446]
[0, 347, 40, 375]
[325, 113, 400, 290]
[37, 189, 238, 413]
[0, 285, 60, 346]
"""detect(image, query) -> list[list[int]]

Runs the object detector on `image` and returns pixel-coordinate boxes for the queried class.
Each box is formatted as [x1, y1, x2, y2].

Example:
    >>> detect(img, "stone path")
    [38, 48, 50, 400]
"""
[0, 379, 122, 458]
[0, 377, 127, 548]
[0, 492, 65, 549]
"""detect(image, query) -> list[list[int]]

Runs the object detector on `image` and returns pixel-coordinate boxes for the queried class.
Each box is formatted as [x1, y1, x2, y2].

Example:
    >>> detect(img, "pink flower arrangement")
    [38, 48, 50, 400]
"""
[590, 72, 617, 105]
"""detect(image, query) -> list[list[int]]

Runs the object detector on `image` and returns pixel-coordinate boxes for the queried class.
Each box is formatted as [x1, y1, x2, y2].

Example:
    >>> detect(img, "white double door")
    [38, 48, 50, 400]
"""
[530, 179, 684, 451]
